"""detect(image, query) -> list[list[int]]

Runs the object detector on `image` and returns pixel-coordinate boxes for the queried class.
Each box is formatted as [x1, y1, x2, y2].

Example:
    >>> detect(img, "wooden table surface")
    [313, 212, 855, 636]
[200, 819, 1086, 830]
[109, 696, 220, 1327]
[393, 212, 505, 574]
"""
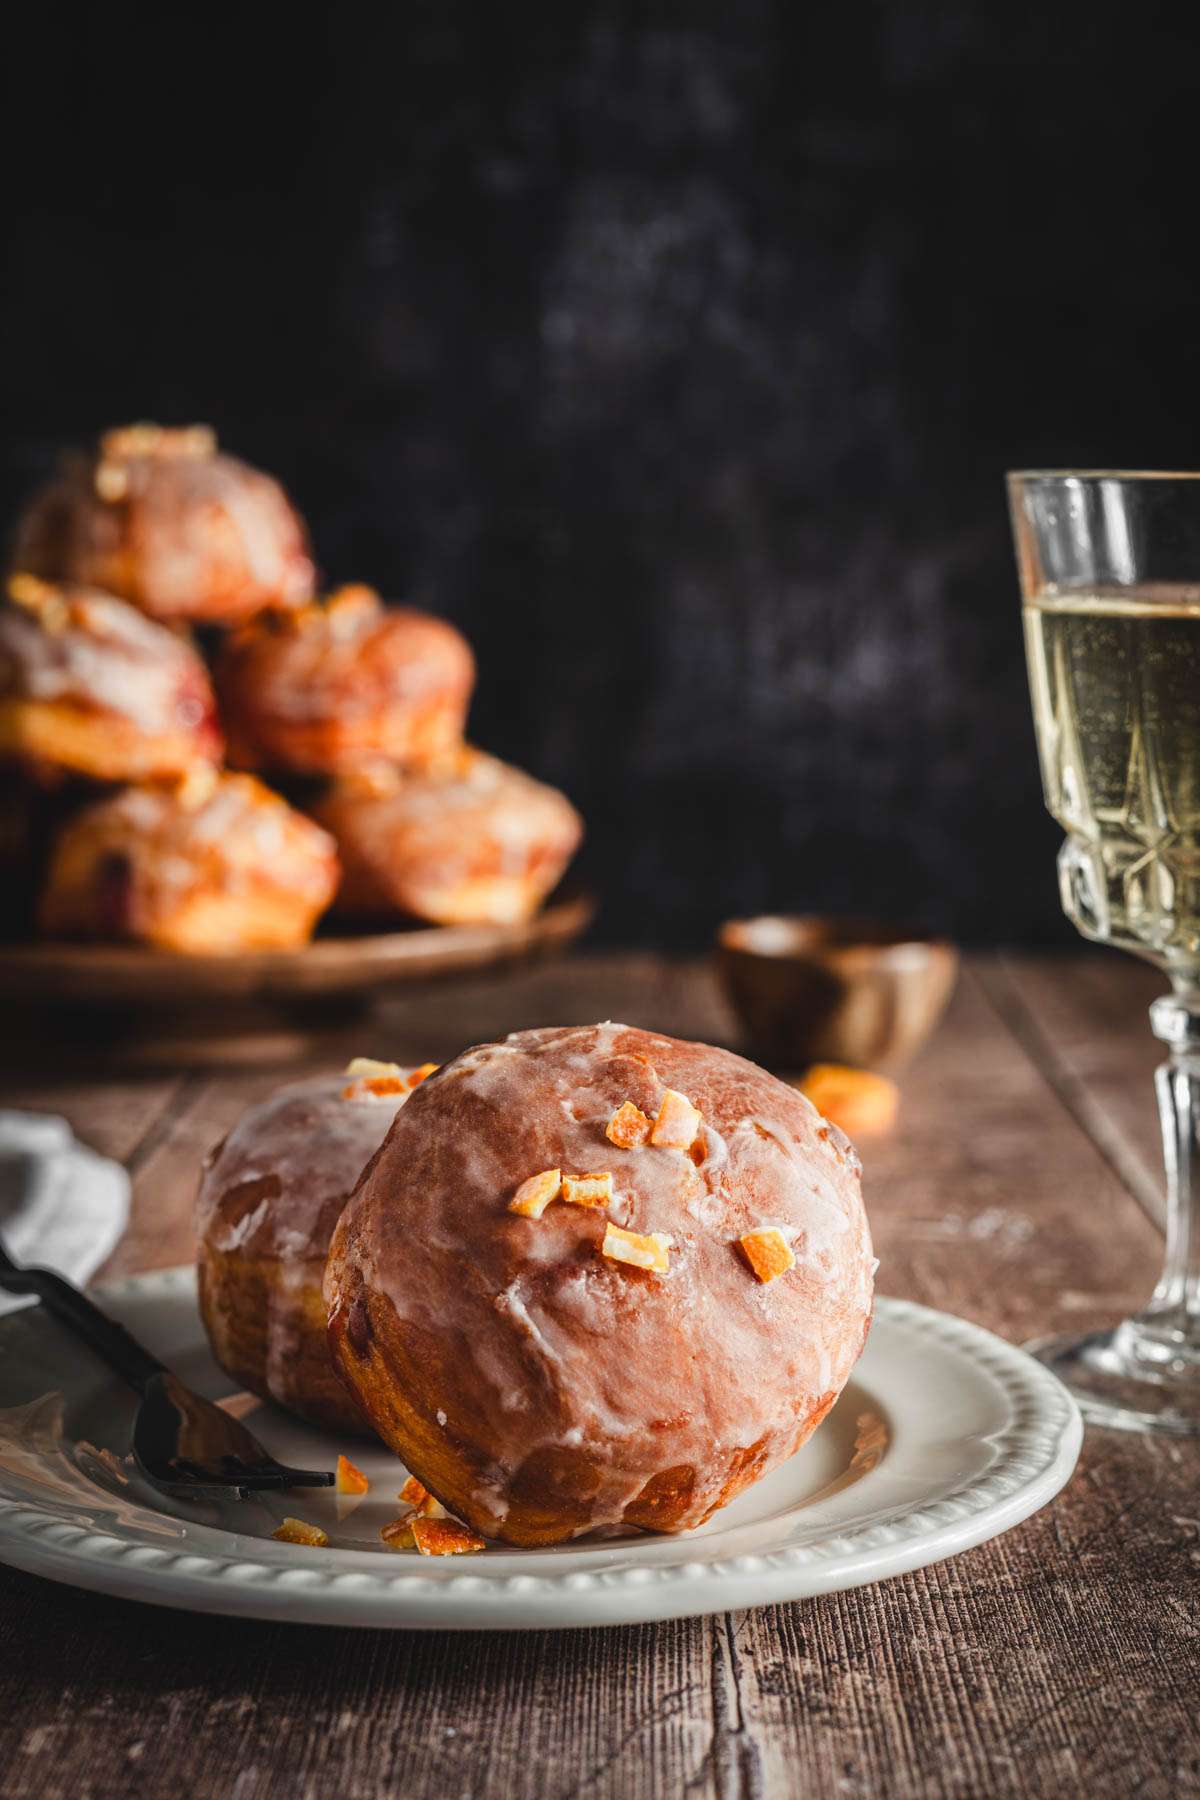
[1, 951, 1197, 1800]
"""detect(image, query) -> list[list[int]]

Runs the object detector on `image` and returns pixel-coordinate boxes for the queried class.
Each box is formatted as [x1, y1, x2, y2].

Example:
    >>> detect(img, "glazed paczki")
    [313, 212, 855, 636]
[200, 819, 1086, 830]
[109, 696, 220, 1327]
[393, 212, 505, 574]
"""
[217, 586, 475, 775]
[39, 769, 339, 953]
[14, 423, 314, 625]
[326, 1022, 874, 1546]
[0, 574, 221, 782]
[197, 1060, 435, 1434]
[317, 746, 583, 926]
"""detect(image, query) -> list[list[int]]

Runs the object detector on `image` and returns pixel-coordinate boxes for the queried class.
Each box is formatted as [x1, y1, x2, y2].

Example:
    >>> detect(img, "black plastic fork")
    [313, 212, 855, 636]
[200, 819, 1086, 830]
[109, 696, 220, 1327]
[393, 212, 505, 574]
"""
[0, 1239, 333, 1500]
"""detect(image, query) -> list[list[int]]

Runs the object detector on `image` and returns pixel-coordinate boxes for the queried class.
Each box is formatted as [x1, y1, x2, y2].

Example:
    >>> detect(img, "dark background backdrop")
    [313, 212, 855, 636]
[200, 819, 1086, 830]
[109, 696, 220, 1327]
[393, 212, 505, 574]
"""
[5, 4, 1196, 946]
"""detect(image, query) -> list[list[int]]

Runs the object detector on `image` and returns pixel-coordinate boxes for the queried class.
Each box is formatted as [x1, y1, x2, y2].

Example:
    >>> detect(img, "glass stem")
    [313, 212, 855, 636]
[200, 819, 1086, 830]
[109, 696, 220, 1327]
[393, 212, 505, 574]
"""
[1138, 989, 1200, 1356]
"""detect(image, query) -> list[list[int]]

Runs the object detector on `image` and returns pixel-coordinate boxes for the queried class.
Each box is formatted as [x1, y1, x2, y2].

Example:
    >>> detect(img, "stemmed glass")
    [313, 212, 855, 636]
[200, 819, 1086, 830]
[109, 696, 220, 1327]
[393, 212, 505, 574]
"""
[1009, 471, 1200, 1433]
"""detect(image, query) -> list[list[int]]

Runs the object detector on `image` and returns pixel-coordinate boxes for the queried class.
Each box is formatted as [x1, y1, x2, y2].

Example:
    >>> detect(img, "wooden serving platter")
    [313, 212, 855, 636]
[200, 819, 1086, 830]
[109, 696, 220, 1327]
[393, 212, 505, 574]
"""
[0, 892, 595, 1068]
[0, 892, 594, 1007]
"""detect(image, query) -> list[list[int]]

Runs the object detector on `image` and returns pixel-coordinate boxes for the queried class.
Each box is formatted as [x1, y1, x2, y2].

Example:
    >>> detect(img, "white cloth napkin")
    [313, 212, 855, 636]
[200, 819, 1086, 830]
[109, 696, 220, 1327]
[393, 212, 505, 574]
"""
[0, 1111, 131, 1316]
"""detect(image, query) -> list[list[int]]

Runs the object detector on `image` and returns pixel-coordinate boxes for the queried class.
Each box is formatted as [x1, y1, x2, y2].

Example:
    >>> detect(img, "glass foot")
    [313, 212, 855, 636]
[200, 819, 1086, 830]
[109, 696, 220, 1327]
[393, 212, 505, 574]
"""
[1026, 1323, 1200, 1436]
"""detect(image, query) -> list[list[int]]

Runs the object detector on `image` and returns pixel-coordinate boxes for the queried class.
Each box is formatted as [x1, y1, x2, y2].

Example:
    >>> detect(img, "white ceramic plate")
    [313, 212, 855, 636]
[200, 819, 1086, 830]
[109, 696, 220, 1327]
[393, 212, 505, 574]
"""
[0, 1269, 1081, 1630]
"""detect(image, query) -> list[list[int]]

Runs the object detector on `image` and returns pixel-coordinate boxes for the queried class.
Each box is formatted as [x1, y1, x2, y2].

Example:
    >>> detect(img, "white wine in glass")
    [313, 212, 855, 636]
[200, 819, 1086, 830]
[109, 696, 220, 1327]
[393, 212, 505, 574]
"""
[1010, 475, 1200, 1433]
[1024, 587, 1200, 965]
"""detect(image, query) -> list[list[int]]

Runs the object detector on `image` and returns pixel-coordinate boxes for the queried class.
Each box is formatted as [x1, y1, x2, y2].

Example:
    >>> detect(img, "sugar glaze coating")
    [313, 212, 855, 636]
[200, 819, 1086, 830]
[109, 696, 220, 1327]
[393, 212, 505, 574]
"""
[40, 771, 338, 952]
[319, 746, 583, 925]
[0, 579, 221, 778]
[327, 1022, 874, 1544]
[218, 587, 475, 775]
[14, 424, 314, 624]
[197, 1070, 416, 1433]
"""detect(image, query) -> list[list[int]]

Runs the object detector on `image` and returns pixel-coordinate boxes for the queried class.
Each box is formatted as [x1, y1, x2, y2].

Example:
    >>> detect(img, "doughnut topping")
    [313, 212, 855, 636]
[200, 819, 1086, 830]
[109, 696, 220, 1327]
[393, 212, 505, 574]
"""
[345, 1056, 405, 1079]
[606, 1101, 652, 1147]
[174, 763, 221, 809]
[272, 1517, 328, 1547]
[738, 1227, 796, 1284]
[100, 422, 216, 462]
[343, 1057, 439, 1101]
[335, 1454, 370, 1496]
[602, 1223, 673, 1272]
[8, 572, 69, 630]
[649, 1088, 702, 1149]
[399, 1475, 445, 1518]
[509, 1169, 563, 1218]
[343, 1075, 410, 1100]
[94, 425, 216, 501]
[562, 1171, 613, 1209]
[382, 1517, 486, 1556]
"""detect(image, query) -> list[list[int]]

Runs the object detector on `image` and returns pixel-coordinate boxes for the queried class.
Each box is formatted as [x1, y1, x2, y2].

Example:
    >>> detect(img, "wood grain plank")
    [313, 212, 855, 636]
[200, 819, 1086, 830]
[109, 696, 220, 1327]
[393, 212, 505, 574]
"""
[987, 951, 1169, 1226]
[0, 1069, 184, 1169]
[0, 953, 1197, 1800]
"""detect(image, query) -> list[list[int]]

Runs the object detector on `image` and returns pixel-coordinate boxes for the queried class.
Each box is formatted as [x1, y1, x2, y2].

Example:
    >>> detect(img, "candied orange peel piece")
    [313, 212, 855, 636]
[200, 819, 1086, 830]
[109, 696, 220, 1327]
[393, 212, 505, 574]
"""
[94, 461, 129, 502]
[342, 1056, 412, 1101]
[272, 1517, 329, 1547]
[100, 422, 215, 461]
[174, 764, 220, 810]
[562, 1171, 613, 1209]
[9, 572, 58, 609]
[345, 1056, 405, 1079]
[509, 1168, 562, 1218]
[325, 584, 382, 638]
[412, 1518, 486, 1556]
[336, 1454, 369, 1497]
[7, 572, 69, 632]
[738, 1227, 796, 1284]
[399, 1473, 429, 1509]
[650, 1088, 702, 1150]
[381, 1515, 485, 1555]
[398, 1474, 445, 1517]
[602, 1223, 673, 1273]
[380, 1517, 418, 1551]
[798, 1065, 899, 1138]
[408, 1062, 439, 1088]
[606, 1101, 652, 1148]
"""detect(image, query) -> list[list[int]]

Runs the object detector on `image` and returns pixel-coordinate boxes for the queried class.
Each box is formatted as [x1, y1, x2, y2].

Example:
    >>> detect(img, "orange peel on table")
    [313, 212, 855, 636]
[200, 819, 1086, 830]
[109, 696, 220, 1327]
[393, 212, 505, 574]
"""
[798, 1064, 899, 1138]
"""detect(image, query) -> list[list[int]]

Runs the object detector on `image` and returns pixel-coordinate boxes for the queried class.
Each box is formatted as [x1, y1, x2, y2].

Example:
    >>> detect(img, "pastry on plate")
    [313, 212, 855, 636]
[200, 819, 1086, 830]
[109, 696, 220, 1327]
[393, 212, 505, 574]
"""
[39, 768, 338, 953]
[13, 423, 314, 625]
[317, 746, 583, 926]
[326, 1022, 874, 1546]
[197, 1059, 435, 1434]
[217, 585, 474, 775]
[0, 573, 221, 782]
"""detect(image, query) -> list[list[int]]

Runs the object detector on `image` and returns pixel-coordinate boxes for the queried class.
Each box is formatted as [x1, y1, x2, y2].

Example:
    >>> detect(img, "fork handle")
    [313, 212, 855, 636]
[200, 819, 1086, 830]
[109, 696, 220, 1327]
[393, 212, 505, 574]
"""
[0, 1241, 166, 1393]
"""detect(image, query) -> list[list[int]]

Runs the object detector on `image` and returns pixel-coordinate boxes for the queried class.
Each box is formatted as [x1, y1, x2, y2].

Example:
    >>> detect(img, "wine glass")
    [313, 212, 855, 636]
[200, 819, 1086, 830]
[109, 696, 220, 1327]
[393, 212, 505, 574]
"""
[1009, 470, 1200, 1432]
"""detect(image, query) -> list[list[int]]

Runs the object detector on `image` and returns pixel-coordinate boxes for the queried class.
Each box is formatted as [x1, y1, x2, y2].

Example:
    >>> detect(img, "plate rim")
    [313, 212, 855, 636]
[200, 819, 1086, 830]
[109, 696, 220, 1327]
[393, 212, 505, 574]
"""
[0, 1269, 1083, 1630]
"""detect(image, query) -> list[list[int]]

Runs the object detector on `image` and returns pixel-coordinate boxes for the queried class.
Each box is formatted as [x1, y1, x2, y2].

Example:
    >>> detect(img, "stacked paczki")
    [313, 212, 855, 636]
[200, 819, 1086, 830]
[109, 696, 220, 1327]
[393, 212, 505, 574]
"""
[3, 423, 581, 949]
[197, 1025, 875, 1552]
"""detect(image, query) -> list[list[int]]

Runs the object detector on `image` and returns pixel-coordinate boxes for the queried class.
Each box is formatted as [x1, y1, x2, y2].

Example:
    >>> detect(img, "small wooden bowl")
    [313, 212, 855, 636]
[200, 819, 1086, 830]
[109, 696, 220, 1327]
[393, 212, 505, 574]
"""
[716, 915, 958, 1071]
